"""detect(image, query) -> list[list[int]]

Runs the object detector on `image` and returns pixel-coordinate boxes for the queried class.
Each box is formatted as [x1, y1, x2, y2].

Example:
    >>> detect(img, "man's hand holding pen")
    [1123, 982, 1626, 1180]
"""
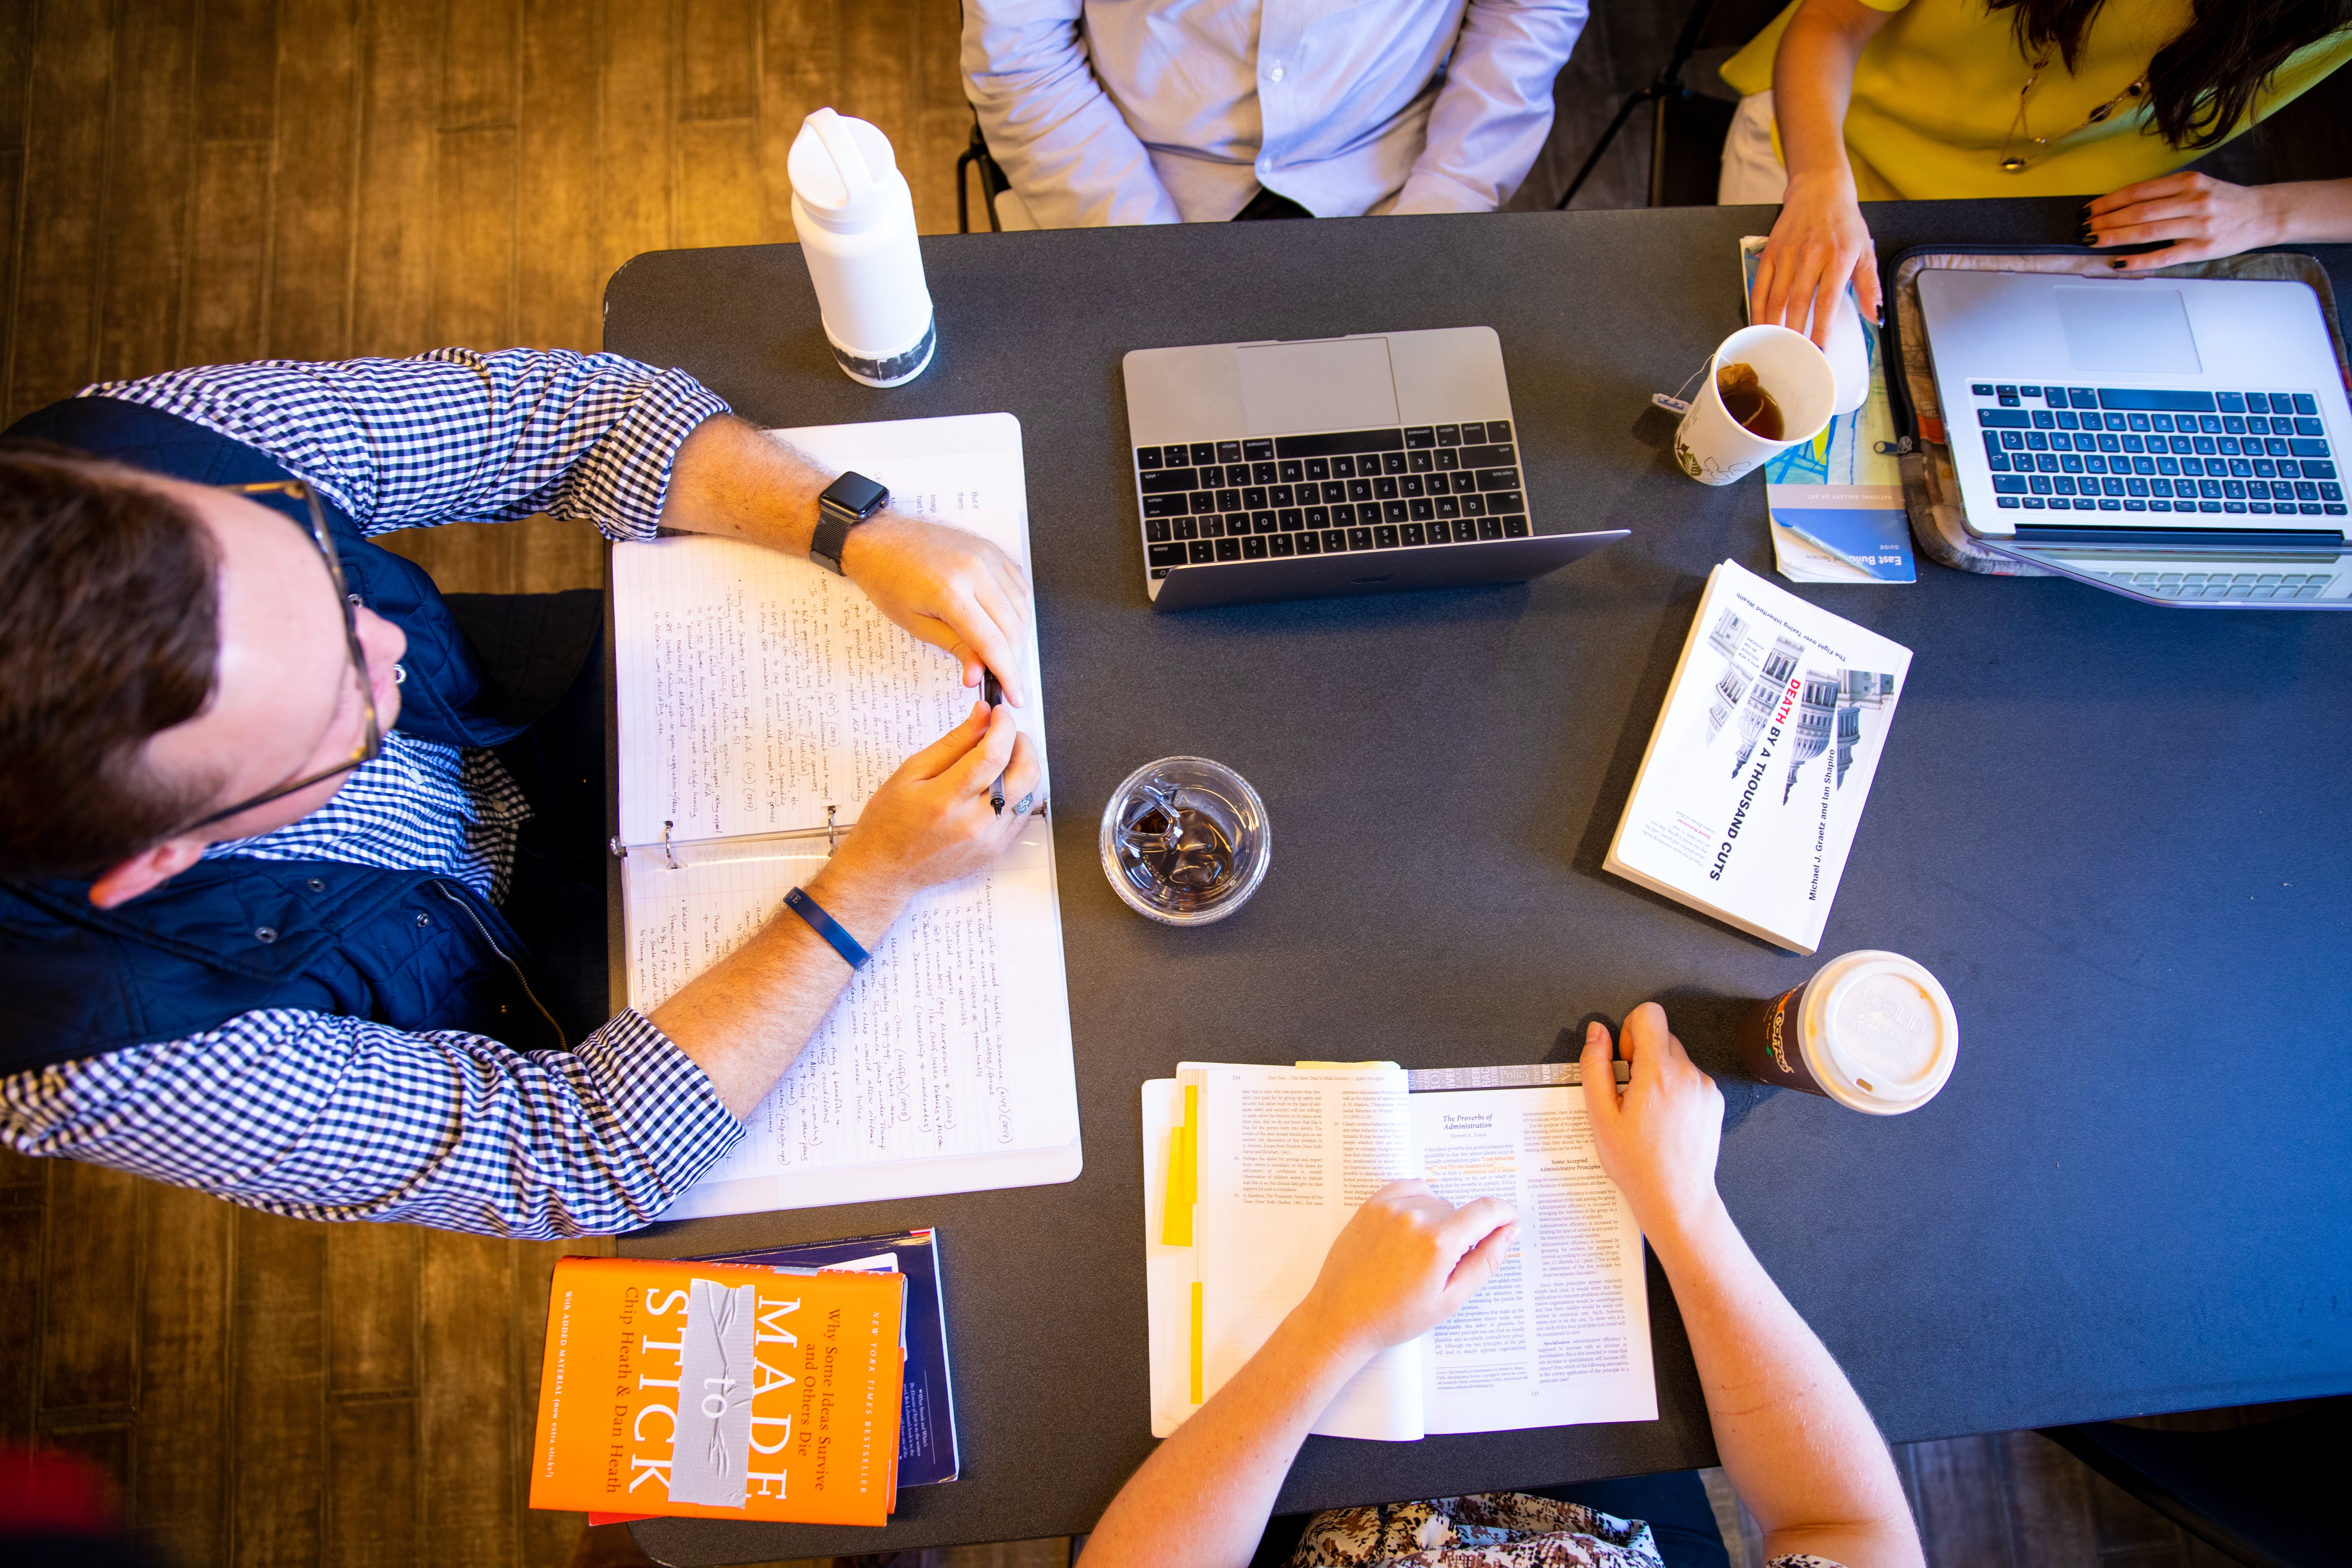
[840, 512, 1034, 705]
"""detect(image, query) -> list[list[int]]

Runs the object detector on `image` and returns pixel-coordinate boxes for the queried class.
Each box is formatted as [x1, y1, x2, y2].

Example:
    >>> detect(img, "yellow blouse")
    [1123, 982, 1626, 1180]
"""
[1721, 0, 2352, 199]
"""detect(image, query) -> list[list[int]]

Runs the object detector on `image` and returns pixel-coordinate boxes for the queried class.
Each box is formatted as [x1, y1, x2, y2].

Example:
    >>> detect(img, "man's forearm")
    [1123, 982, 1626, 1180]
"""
[660, 414, 832, 555]
[648, 855, 913, 1119]
[1644, 1199, 1922, 1566]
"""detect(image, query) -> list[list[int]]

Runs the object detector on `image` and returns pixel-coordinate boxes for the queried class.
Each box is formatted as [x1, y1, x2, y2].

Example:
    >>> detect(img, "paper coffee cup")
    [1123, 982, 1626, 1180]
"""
[1673, 324, 1837, 486]
[1735, 949, 1958, 1115]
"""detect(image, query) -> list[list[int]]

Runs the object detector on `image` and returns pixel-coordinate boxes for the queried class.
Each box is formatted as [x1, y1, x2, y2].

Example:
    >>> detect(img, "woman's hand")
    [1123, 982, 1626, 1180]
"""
[2083, 173, 2296, 270]
[842, 514, 1034, 705]
[1581, 1004, 1727, 1240]
[1288, 1179, 1517, 1367]
[1752, 172, 1882, 349]
[824, 699, 1040, 905]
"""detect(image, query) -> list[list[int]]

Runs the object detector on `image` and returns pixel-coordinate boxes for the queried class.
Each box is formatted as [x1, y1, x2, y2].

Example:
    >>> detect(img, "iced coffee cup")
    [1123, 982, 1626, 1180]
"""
[1735, 950, 1958, 1115]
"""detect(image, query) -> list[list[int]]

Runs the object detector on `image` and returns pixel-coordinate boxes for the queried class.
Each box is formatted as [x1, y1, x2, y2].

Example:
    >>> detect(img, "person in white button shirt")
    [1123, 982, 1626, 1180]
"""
[963, 0, 1590, 227]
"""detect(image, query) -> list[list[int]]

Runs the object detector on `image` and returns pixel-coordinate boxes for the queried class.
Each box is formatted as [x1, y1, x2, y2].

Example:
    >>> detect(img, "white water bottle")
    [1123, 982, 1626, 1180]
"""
[788, 108, 937, 388]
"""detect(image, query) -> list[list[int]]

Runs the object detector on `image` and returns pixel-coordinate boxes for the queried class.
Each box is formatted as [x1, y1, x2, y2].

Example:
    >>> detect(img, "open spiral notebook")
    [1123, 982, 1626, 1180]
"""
[612, 413, 1080, 1218]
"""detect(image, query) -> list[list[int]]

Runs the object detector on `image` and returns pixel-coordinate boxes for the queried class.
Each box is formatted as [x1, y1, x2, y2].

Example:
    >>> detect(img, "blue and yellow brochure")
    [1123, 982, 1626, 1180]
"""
[1739, 238, 1916, 583]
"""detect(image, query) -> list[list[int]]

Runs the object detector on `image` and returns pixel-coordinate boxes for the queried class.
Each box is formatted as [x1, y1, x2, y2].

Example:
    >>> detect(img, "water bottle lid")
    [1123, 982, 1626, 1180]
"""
[789, 108, 900, 227]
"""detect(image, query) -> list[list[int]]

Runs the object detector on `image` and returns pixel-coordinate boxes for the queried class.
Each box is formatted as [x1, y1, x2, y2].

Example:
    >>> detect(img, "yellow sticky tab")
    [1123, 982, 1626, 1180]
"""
[1161, 1083, 1197, 1248]
[1189, 1279, 1204, 1405]
[1293, 1060, 1401, 1070]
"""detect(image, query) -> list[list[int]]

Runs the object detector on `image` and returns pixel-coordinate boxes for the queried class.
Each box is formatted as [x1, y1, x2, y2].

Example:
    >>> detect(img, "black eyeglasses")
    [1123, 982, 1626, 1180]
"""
[173, 481, 385, 835]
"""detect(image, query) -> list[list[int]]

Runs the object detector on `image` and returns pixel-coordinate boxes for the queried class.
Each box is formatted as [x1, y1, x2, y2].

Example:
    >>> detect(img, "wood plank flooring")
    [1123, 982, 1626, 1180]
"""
[0, 4, 2341, 1565]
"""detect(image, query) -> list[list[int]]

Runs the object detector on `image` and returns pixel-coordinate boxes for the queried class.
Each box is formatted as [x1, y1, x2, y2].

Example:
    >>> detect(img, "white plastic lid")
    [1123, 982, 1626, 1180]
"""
[1799, 951, 1958, 1114]
[788, 108, 900, 229]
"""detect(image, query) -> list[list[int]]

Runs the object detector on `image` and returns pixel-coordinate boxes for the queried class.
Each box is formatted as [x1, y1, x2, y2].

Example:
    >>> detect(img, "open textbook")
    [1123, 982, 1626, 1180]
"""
[1140, 1064, 1655, 1442]
[1604, 560, 1912, 954]
[612, 414, 1080, 1218]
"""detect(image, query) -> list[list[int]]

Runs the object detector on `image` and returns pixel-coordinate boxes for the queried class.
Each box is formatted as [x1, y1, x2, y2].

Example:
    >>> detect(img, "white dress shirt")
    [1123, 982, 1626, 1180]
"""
[963, 0, 1588, 226]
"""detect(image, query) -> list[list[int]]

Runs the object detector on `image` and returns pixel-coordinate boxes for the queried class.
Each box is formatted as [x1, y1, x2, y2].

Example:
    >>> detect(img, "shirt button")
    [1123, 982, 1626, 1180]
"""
[416, 912, 432, 929]
[307, 877, 325, 892]
[254, 926, 277, 944]
[1269, 64, 1284, 82]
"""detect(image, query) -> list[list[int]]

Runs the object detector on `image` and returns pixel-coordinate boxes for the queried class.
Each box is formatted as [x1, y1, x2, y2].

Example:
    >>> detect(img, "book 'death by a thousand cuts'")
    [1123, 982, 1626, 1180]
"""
[1606, 560, 1912, 954]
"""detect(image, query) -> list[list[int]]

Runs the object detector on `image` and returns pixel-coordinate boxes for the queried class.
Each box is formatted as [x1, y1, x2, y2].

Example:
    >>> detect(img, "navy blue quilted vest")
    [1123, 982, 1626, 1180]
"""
[0, 398, 569, 1071]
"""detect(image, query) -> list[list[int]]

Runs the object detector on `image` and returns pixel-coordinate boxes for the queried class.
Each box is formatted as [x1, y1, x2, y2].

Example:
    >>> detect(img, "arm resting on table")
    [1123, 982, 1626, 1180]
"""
[650, 699, 1041, 1120]
[1083, 1182, 1517, 1568]
[659, 414, 1038, 705]
[1584, 1007, 1924, 1568]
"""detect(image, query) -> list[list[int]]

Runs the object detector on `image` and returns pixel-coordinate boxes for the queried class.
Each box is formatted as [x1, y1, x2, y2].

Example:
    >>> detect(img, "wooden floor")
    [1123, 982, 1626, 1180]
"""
[0, 2, 2337, 1565]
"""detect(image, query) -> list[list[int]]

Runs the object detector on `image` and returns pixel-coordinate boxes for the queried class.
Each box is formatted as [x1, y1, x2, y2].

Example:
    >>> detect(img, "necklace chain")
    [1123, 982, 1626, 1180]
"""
[1997, 50, 2149, 172]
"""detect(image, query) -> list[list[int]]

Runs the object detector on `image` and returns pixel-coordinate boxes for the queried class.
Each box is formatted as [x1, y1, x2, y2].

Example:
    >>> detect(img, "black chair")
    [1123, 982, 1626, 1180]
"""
[2039, 1399, 2352, 1568]
[1554, 0, 1784, 210]
[957, 110, 1016, 233]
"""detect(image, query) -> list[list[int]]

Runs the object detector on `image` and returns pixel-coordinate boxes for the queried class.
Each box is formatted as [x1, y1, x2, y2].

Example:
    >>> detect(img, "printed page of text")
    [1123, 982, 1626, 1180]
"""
[1412, 1086, 1657, 1433]
[1192, 1065, 1425, 1442]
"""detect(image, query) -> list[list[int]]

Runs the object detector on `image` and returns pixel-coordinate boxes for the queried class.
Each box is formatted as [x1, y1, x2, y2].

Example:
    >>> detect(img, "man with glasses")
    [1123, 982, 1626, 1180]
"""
[0, 350, 1042, 1238]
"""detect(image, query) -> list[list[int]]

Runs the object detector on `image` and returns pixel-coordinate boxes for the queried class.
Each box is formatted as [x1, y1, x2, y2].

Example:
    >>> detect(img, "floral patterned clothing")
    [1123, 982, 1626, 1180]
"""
[1286, 1492, 1848, 1568]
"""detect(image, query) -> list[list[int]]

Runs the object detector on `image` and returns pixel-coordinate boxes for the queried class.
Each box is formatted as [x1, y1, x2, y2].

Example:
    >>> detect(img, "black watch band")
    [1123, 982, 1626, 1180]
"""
[812, 471, 890, 575]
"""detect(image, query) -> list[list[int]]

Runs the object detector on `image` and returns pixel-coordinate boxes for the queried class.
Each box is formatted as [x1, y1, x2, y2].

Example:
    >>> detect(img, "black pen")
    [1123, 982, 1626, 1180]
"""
[984, 669, 1006, 814]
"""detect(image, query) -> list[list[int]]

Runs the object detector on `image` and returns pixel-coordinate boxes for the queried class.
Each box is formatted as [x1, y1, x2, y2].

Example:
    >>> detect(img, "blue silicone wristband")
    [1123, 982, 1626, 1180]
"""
[784, 886, 870, 970]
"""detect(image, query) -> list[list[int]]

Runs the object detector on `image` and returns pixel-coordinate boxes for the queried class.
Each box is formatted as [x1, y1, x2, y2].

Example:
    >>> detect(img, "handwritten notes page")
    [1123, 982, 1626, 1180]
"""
[642, 825, 1074, 1218]
[613, 414, 1043, 848]
[612, 413, 1078, 1217]
[1412, 1087, 1656, 1432]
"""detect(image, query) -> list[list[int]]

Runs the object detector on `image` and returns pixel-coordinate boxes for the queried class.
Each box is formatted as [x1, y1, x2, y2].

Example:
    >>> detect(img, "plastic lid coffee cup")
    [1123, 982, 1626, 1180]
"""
[1795, 950, 1958, 1115]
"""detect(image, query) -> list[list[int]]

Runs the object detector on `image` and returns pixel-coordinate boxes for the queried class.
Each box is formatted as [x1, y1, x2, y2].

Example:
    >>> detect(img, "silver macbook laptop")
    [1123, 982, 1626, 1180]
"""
[1122, 327, 1625, 610]
[1919, 269, 2352, 607]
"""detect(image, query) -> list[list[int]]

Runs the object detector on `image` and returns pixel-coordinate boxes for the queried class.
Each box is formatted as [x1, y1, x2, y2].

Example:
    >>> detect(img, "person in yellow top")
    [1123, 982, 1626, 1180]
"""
[1726, 0, 2352, 345]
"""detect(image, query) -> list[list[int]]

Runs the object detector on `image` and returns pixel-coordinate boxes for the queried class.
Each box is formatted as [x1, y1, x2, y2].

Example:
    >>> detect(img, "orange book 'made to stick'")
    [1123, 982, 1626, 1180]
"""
[530, 1257, 905, 1526]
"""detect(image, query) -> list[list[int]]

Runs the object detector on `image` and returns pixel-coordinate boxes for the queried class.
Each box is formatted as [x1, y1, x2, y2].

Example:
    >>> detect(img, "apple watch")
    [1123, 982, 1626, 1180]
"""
[811, 471, 890, 575]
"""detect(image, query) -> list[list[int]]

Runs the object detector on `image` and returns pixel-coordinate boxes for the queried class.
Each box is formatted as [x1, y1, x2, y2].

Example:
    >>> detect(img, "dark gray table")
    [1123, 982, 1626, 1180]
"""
[603, 200, 2352, 1564]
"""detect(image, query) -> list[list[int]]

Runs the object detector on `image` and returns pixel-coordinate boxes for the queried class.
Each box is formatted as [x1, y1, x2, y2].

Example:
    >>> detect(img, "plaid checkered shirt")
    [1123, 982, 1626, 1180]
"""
[0, 349, 748, 1238]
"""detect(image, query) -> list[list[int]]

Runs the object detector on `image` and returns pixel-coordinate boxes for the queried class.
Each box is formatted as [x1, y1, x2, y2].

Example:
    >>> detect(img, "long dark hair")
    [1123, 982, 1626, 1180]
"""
[1988, 0, 2352, 148]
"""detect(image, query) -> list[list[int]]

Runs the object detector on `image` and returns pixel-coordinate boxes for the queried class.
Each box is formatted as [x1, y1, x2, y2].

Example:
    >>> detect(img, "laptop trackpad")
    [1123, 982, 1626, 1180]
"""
[1238, 338, 1400, 434]
[2056, 286, 2203, 374]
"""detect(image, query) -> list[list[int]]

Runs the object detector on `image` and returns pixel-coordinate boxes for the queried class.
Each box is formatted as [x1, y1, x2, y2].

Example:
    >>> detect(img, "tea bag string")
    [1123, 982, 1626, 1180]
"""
[1651, 360, 1712, 416]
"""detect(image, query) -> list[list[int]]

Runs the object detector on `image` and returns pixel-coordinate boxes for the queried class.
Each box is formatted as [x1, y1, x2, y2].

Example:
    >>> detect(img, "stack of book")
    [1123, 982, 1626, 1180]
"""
[529, 1228, 958, 1528]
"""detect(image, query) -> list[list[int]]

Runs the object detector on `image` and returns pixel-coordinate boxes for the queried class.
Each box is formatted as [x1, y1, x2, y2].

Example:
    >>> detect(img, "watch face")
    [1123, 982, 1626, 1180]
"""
[823, 471, 889, 519]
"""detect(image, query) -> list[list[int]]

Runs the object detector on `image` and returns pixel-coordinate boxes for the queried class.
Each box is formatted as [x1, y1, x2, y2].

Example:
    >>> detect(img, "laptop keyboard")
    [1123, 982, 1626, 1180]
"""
[2082, 568, 2332, 601]
[1967, 383, 2345, 518]
[1134, 421, 1528, 578]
